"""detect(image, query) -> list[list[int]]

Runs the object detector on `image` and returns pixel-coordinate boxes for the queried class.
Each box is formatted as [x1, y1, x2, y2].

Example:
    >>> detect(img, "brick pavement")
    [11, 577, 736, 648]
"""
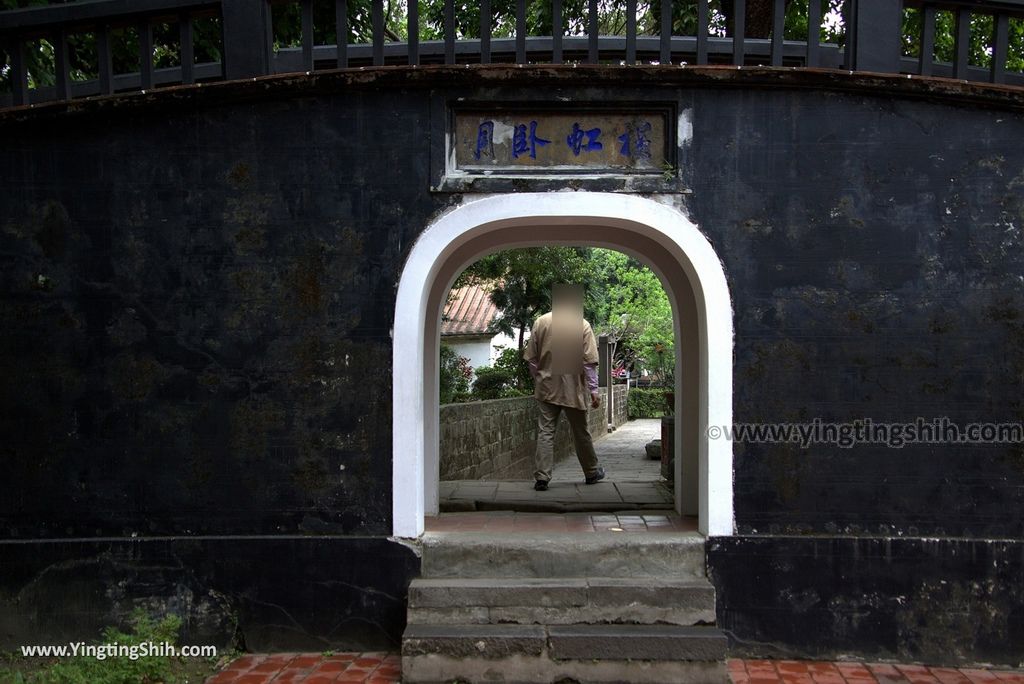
[204, 654, 1024, 683]
[729, 659, 1024, 684]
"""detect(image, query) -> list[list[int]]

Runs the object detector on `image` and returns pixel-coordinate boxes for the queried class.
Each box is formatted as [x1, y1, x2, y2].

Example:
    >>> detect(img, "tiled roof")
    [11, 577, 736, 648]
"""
[441, 283, 500, 336]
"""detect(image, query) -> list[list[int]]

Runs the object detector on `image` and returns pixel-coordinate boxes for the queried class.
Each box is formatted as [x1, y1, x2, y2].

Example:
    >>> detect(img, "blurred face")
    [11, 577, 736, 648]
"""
[551, 283, 584, 375]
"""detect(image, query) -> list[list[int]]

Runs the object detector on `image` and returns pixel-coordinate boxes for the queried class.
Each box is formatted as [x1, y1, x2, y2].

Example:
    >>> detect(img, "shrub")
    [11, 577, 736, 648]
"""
[627, 387, 670, 418]
[0, 608, 218, 684]
[492, 346, 533, 393]
[440, 344, 472, 404]
[471, 365, 516, 400]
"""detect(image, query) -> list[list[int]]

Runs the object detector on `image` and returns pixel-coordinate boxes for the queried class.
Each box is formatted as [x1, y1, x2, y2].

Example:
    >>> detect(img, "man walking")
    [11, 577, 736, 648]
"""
[523, 284, 605, 491]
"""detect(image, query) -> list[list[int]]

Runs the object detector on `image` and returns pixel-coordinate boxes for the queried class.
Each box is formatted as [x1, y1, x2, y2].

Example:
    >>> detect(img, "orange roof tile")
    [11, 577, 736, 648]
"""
[441, 283, 501, 336]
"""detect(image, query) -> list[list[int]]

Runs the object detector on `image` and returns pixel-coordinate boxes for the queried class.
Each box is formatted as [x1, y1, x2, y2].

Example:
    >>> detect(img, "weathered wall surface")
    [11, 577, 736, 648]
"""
[439, 388, 613, 481]
[609, 384, 628, 427]
[708, 536, 1024, 665]
[1, 68, 1023, 661]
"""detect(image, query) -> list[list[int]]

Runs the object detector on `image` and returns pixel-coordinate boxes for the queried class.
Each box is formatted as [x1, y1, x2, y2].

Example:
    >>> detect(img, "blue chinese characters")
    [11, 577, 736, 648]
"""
[473, 119, 653, 163]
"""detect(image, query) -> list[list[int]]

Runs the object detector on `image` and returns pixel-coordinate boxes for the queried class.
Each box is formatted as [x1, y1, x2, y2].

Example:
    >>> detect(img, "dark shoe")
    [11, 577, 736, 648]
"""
[534, 480, 549, 491]
[584, 467, 606, 485]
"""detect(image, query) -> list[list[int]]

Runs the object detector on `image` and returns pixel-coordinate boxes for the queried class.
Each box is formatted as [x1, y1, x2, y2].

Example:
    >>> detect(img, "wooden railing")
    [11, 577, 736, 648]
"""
[1, 0, 1022, 110]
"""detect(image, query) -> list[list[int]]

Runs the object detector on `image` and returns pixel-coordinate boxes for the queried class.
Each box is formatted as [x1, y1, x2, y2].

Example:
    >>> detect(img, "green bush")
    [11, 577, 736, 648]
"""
[471, 365, 517, 400]
[440, 344, 472, 404]
[492, 346, 533, 393]
[627, 387, 671, 418]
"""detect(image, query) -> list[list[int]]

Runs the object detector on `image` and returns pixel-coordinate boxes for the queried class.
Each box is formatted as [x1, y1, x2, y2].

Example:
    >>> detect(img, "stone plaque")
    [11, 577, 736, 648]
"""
[452, 109, 670, 174]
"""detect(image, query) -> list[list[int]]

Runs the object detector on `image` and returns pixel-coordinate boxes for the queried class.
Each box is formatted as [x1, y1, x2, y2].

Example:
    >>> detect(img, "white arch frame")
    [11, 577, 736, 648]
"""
[392, 193, 734, 538]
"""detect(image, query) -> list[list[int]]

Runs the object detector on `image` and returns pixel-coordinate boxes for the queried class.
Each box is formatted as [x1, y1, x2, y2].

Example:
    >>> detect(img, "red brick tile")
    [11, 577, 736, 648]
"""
[750, 678, 785, 684]
[232, 674, 275, 684]
[893, 665, 939, 683]
[959, 670, 1001, 683]
[339, 667, 375, 679]
[313, 656, 358, 673]
[748, 660, 778, 668]
[267, 673, 305, 684]
[897, 666, 933, 675]
[868, 663, 910, 682]
[777, 661, 812, 674]
[748, 661, 780, 676]
[781, 674, 815, 684]
[730, 674, 752, 684]
[301, 675, 342, 684]
[225, 655, 268, 671]
[730, 660, 751, 673]
[250, 654, 297, 673]
[868, 664, 903, 675]
[204, 672, 240, 684]
[929, 667, 972, 684]
[992, 674, 1024, 684]
[287, 654, 323, 669]
[834, 662, 876, 680]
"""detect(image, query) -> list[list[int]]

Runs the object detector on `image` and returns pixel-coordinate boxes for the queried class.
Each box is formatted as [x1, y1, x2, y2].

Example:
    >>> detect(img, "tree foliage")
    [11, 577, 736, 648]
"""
[902, 8, 1024, 72]
[1, 0, 223, 89]
[451, 246, 675, 383]
[588, 248, 674, 384]
[454, 246, 594, 355]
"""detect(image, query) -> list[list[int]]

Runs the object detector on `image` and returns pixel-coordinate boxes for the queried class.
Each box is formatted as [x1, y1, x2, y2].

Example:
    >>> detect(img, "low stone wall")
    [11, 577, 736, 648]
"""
[440, 388, 616, 481]
[609, 384, 628, 427]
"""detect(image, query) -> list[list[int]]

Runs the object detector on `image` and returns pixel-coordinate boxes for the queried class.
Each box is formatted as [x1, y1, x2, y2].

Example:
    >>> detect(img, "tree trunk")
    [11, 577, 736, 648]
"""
[722, 0, 794, 39]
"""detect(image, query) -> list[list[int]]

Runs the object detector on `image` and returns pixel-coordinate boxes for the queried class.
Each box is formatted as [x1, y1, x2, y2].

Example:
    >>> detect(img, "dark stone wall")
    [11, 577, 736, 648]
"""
[0, 537, 419, 652]
[707, 536, 1024, 665]
[690, 90, 1024, 539]
[1, 91, 443, 540]
[1, 68, 1022, 660]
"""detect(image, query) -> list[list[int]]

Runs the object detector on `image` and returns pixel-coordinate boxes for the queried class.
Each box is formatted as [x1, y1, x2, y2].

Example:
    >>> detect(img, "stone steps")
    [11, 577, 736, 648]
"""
[402, 530, 725, 683]
[419, 530, 707, 579]
[401, 623, 729, 684]
[407, 576, 716, 626]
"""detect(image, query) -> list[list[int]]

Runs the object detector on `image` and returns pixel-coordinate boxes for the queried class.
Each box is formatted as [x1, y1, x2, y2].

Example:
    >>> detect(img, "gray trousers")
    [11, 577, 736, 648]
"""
[533, 400, 600, 482]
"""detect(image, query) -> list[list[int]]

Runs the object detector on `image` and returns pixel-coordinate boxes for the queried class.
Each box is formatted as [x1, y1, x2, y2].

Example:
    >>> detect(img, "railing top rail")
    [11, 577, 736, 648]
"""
[0, 0, 221, 32]
[1, 0, 1023, 112]
[903, 0, 1024, 8]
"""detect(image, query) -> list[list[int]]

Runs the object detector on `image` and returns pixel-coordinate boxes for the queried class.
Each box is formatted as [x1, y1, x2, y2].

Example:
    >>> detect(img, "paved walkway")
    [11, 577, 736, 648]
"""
[204, 655, 1024, 683]
[425, 510, 697, 533]
[553, 417, 664, 481]
[440, 418, 672, 512]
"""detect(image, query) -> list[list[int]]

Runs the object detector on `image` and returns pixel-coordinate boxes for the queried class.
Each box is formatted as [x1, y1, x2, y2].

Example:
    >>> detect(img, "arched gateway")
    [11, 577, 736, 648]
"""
[392, 192, 734, 538]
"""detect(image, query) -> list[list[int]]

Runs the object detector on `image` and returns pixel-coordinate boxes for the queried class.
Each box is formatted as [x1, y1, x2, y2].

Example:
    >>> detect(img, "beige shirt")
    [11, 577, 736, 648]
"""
[523, 311, 600, 410]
